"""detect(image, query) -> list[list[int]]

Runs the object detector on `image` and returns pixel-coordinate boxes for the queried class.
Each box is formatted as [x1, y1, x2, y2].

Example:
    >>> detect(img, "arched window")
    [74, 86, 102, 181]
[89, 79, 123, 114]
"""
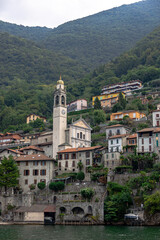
[61, 95, 65, 105]
[56, 95, 59, 105]
[72, 207, 84, 215]
[60, 207, 66, 214]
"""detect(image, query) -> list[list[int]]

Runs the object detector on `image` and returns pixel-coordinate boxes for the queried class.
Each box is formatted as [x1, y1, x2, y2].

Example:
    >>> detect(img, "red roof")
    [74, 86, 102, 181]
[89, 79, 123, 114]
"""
[58, 145, 102, 154]
[15, 154, 53, 162]
[20, 145, 44, 152]
[138, 128, 160, 133]
[106, 124, 124, 129]
[127, 134, 137, 139]
[108, 134, 127, 139]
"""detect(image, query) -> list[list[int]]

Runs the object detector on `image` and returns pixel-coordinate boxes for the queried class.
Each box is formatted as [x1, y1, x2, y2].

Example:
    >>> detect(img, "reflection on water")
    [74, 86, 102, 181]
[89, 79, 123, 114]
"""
[0, 225, 160, 240]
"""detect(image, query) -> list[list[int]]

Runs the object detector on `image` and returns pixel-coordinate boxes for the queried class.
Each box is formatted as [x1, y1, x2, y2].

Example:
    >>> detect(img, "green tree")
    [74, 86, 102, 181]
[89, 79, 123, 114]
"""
[37, 182, 46, 190]
[77, 161, 83, 171]
[93, 110, 106, 125]
[0, 156, 19, 192]
[49, 181, 65, 191]
[118, 92, 126, 109]
[94, 97, 102, 110]
[77, 171, 85, 181]
[144, 192, 160, 215]
[81, 188, 94, 201]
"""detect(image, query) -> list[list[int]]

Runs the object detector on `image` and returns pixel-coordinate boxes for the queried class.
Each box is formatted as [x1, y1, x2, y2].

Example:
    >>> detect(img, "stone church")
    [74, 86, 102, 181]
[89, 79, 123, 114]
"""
[53, 77, 92, 159]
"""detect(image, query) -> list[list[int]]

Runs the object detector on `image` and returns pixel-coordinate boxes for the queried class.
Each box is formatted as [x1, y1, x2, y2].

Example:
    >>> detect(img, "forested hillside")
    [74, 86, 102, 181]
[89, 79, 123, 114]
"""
[0, 0, 160, 71]
[0, 24, 160, 132]
[42, 0, 160, 69]
[73, 25, 160, 99]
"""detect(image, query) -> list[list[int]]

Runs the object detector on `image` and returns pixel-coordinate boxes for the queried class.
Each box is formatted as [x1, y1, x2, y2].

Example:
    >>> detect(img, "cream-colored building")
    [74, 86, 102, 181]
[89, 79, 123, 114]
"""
[26, 114, 46, 124]
[15, 154, 56, 192]
[53, 78, 92, 159]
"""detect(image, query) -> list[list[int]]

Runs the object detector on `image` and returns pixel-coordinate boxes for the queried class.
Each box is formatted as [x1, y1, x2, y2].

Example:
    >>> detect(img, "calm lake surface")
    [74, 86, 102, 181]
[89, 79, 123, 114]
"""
[0, 225, 160, 240]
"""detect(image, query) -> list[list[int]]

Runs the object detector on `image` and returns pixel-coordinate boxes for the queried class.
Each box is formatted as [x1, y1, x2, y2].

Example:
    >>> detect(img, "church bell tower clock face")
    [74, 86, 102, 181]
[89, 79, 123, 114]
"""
[61, 109, 65, 115]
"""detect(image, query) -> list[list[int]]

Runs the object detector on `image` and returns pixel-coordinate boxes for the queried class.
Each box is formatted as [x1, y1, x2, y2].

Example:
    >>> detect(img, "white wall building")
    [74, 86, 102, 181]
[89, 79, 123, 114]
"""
[152, 110, 160, 127]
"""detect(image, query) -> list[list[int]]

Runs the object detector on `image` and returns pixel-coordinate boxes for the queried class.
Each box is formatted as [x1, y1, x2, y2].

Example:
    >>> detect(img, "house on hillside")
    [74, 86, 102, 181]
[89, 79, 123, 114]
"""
[57, 146, 104, 180]
[15, 154, 56, 192]
[110, 110, 146, 121]
[101, 80, 143, 96]
[67, 99, 87, 112]
[26, 114, 46, 124]
[152, 110, 160, 127]
[92, 92, 125, 109]
[137, 128, 160, 157]
[106, 124, 130, 139]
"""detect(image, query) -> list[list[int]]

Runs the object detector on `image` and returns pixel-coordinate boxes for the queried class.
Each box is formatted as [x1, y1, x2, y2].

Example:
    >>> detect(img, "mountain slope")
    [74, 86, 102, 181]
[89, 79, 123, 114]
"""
[75, 24, 160, 99]
[42, 0, 160, 69]
[0, 0, 160, 71]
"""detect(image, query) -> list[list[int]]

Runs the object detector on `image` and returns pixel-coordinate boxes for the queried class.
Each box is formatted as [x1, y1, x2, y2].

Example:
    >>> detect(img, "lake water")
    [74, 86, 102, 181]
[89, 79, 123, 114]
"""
[0, 225, 160, 240]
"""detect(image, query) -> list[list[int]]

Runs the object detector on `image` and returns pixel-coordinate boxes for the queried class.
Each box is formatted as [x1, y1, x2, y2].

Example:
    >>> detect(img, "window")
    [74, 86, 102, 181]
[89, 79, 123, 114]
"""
[117, 129, 120, 135]
[112, 153, 114, 158]
[56, 95, 59, 105]
[40, 169, 46, 176]
[109, 130, 112, 136]
[33, 169, 39, 176]
[26, 161, 28, 166]
[41, 161, 46, 166]
[149, 138, 151, 144]
[24, 170, 30, 176]
[106, 154, 108, 159]
[142, 138, 144, 145]
[72, 161, 75, 167]
[86, 159, 90, 165]
[61, 95, 65, 105]
[25, 179, 28, 185]
[65, 161, 68, 168]
[156, 140, 159, 147]
[107, 161, 109, 166]
[111, 140, 113, 145]
[72, 153, 76, 159]
[83, 134, 85, 139]
[112, 161, 114, 166]
[80, 132, 82, 139]
[34, 179, 37, 185]
[149, 145, 152, 152]
[86, 152, 90, 158]
[65, 153, 69, 159]
[77, 133, 79, 138]
[59, 162, 61, 168]
[142, 146, 144, 152]
[58, 154, 62, 160]
[156, 114, 159, 117]
[116, 139, 119, 144]
[110, 147, 113, 152]
[17, 162, 20, 166]
[33, 161, 38, 166]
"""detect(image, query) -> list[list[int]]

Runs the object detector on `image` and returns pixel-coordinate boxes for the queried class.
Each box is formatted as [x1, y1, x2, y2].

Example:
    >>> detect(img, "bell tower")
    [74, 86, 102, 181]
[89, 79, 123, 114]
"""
[53, 76, 67, 159]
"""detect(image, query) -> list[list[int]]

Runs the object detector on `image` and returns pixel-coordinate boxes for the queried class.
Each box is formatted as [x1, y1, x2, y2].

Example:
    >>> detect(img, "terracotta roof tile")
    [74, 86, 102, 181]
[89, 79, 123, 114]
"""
[15, 154, 53, 162]
[58, 145, 102, 154]
[127, 134, 137, 139]
[108, 134, 127, 139]
[20, 145, 44, 152]
[106, 124, 124, 128]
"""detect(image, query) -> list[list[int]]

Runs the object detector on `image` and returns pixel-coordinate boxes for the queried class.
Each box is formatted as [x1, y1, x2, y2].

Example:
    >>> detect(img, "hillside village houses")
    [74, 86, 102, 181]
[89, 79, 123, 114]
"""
[0, 76, 160, 192]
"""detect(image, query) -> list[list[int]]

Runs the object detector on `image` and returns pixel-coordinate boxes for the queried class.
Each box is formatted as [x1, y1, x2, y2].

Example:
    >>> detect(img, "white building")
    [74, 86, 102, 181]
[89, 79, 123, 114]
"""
[108, 134, 127, 153]
[67, 99, 87, 112]
[152, 110, 160, 127]
[53, 78, 92, 159]
[106, 124, 130, 139]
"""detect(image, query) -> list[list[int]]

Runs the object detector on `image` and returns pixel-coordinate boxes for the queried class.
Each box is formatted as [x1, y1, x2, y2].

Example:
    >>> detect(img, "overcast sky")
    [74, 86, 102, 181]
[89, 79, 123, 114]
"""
[0, 0, 142, 28]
